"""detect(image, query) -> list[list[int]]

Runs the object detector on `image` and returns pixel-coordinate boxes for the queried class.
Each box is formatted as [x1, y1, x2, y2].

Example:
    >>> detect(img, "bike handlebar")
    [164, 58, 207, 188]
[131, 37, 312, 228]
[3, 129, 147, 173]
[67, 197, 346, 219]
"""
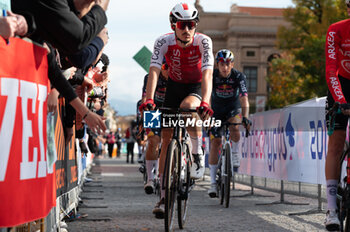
[221, 121, 250, 138]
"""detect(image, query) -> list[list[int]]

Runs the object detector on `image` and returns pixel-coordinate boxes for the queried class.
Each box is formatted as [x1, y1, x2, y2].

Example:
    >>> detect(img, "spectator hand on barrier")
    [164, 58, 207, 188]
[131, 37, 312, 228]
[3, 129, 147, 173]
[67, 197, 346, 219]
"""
[10, 12, 28, 37]
[92, 68, 109, 84]
[0, 11, 28, 39]
[0, 12, 17, 39]
[69, 97, 106, 133]
[83, 111, 107, 133]
[47, 88, 59, 114]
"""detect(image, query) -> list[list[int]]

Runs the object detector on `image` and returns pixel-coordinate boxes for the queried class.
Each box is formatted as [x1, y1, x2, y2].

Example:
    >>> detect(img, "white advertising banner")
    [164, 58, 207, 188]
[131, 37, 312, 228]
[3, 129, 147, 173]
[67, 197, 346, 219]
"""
[238, 97, 328, 185]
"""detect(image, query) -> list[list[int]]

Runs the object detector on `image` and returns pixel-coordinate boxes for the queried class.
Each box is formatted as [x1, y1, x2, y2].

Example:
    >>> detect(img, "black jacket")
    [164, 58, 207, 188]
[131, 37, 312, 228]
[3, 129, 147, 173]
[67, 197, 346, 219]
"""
[11, 0, 107, 54]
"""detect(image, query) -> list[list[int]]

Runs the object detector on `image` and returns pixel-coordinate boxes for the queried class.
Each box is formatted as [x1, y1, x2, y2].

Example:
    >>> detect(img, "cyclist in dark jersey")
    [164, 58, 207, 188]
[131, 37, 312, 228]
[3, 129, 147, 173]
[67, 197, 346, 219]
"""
[139, 3, 214, 218]
[207, 49, 251, 197]
[136, 99, 146, 163]
[324, 3, 350, 230]
[142, 60, 168, 195]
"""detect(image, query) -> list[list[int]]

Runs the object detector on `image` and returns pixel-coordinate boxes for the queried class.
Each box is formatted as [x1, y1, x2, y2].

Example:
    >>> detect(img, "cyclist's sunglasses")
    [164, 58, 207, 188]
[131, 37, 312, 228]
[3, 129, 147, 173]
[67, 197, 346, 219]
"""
[217, 57, 233, 63]
[347, 3, 350, 8]
[161, 63, 168, 70]
[175, 21, 197, 30]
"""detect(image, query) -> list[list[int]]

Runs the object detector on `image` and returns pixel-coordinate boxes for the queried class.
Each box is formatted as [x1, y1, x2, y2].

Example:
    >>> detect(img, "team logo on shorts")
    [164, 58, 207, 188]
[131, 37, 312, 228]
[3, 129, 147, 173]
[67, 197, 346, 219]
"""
[143, 110, 161, 128]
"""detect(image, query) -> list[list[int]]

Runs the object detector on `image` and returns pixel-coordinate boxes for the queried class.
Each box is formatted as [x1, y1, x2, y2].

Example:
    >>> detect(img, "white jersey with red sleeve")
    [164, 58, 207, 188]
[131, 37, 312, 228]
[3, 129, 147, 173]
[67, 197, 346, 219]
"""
[150, 32, 214, 83]
[325, 19, 350, 104]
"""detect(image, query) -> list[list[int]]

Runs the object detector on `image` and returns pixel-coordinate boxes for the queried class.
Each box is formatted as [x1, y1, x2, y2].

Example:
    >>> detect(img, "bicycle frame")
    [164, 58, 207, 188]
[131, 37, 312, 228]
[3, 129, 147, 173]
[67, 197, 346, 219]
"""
[161, 107, 196, 189]
[217, 121, 241, 207]
[220, 122, 243, 174]
[160, 107, 196, 231]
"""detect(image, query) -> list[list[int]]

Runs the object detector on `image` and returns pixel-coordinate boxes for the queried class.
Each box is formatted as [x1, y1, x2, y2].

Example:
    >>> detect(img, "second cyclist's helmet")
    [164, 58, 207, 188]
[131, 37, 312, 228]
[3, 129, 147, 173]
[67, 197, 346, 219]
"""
[169, 3, 199, 24]
[215, 49, 234, 63]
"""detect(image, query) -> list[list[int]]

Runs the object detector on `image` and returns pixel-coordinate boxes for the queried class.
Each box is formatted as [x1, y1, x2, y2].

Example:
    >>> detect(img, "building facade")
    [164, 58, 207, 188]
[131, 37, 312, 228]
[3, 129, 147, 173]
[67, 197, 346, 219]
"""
[195, 2, 289, 111]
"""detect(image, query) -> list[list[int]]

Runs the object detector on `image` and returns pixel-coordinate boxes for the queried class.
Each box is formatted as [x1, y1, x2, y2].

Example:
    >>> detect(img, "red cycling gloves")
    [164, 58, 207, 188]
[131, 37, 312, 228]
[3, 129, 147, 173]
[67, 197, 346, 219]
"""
[139, 99, 156, 112]
[196, 101, 213, 120]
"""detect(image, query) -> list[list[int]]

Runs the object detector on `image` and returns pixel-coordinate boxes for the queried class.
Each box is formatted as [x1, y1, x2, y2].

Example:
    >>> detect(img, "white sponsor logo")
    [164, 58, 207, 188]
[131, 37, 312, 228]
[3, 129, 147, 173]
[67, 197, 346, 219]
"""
[202, 38, 210, 63]
[240, 80, 247, 93]
[152, 38, 166, 60]
[328, 31, 336, 60]
[172, 49, 182, 81]
[330, 76, 344, 101]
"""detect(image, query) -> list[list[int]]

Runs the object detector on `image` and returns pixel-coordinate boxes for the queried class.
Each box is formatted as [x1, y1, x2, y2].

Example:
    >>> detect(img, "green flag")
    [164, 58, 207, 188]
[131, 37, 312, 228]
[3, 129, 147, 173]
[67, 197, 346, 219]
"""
[133, 46, 152, 72]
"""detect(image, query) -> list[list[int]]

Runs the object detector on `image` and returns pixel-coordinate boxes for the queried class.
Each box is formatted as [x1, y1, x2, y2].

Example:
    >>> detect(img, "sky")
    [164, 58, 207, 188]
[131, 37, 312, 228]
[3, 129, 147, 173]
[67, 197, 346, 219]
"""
[104, 0, 294, 115]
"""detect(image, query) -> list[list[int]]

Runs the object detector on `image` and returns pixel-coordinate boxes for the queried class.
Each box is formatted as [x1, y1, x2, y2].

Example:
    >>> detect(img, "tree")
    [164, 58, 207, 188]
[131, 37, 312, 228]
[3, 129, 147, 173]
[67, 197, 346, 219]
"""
[267, 52, 312, 108]
[267, 0, 348, 109]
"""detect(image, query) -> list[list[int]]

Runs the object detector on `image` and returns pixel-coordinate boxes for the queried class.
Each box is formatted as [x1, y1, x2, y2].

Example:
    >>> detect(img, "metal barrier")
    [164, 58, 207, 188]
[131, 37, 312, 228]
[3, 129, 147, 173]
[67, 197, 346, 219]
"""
[232, 173, 326, 215]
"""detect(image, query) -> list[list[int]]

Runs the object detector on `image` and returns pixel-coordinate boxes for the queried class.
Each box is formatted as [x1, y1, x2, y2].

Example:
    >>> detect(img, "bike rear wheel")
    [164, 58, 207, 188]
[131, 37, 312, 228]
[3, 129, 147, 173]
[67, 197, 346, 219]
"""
[164, 140, 179, 232]
[178, 142, 191, 229]
[224, 143, 231, 208]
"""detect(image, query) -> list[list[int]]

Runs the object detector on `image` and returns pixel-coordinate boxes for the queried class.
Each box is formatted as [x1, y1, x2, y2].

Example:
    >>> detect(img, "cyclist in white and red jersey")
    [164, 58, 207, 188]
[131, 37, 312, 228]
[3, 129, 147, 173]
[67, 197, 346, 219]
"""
[324, 2, 350, 230]
[139, 2, 214, 218]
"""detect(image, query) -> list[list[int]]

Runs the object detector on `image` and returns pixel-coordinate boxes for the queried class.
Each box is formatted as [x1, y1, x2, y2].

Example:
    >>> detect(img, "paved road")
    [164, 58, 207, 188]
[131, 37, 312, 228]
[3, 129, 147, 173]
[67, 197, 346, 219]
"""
[66, 156, 326, 232]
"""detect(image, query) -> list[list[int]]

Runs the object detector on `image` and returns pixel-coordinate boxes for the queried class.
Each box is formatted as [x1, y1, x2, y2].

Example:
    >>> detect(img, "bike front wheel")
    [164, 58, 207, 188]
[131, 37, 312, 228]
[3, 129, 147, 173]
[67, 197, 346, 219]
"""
[178, 142, 191, 229]
[224, 143, 231, 208]
[164, 139, 179, 232]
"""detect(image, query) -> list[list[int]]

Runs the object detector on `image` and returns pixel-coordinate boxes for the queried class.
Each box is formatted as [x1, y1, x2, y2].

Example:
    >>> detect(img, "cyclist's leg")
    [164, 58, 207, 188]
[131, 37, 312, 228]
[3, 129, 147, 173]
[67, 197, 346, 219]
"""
[208, 106, 225, 184]
[208, 134, 221, 197]
[326, 131, 345, 207]
[228, 113, 241, 168]
[145, 131, 161, 194]
[324, 89, 348, 230]
[209, 137, 221, 180]
[209, 122, 223, 182]
[325, 131, 345, 230]
[180, 95, 205, 179]
[146, 134, 160, 181]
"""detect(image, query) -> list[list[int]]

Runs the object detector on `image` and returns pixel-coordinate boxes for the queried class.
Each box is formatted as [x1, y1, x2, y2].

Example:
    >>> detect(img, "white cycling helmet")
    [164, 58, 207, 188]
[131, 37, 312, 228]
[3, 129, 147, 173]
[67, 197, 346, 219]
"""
[215, 49, 234, 63]
[346, 0, 350, 4]
[169, 3, 199, 24]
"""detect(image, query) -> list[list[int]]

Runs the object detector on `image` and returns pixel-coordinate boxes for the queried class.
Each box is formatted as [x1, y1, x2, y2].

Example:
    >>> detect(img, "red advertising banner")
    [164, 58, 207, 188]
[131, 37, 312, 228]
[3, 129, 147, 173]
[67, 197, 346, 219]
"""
[0, 37, 55, 227]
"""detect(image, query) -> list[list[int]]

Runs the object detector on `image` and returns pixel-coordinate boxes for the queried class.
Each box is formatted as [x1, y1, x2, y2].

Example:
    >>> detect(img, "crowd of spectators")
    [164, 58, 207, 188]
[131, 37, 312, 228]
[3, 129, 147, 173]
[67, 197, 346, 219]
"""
[1, 0, 112, 152]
